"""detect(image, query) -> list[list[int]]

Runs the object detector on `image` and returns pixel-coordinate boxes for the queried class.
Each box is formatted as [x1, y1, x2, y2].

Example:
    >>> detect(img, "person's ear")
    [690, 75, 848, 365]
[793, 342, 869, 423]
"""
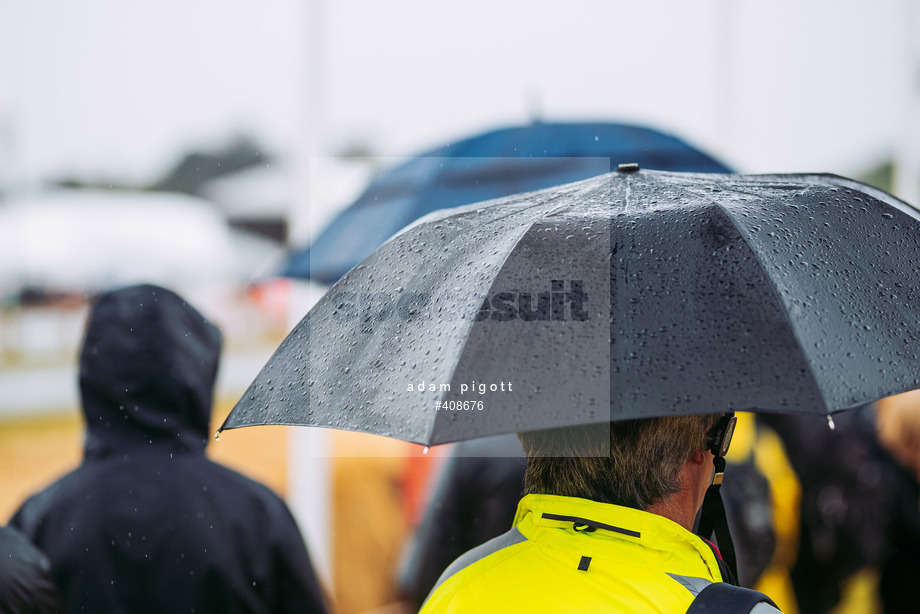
[690, 447, 706, 465]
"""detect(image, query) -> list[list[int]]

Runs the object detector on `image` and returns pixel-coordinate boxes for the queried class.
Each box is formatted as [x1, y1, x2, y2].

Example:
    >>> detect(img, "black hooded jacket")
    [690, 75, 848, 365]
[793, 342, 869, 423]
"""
[0, 525, 64, 614]
[11, 285, 327, 614]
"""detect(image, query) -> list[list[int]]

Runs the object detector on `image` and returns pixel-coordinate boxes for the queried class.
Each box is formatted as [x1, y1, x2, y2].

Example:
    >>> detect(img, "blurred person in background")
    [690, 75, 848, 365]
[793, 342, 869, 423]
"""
[761, 407, 920, 614]
[0, 525, 64, 614]
[9, 284, 327, 614]
[396, 434, 527, 608]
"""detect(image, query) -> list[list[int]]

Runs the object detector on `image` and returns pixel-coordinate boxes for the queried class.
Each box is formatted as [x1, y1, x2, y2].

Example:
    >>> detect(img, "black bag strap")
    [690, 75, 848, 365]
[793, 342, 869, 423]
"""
[685, 582, 779, 613]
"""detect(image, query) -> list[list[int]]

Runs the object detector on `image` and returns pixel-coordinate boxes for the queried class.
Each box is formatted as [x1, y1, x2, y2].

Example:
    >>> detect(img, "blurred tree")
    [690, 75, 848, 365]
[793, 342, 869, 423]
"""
[51, 179, 134, 191]
[334, 139, 378, 162]
[151, 136, 272, 195]
[857, 160, 894, 194]
[50, 135, 274, 196]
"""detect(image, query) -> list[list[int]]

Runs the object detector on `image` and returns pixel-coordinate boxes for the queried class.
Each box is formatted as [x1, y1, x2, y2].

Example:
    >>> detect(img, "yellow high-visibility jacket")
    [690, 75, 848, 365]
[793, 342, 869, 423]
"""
[421, 493, 743, 613]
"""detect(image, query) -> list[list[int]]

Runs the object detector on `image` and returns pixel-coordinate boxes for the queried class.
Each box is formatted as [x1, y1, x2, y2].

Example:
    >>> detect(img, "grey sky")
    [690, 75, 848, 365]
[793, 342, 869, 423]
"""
[0, 0, 914, 187]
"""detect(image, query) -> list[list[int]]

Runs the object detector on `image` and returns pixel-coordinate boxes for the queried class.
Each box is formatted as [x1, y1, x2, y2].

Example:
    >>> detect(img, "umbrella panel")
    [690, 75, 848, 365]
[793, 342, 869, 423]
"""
[432, 215, 612, 444]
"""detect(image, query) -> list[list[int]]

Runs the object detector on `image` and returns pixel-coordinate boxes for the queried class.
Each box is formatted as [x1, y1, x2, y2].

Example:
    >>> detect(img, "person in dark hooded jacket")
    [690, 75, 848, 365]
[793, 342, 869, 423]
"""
[0, 525, 64, 614]
[10, 284, 328, 614]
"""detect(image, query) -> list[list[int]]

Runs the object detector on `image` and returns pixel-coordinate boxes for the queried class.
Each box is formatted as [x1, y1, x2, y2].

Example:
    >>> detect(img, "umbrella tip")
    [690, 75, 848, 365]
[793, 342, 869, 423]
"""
[616, 162, 640, 173]
[826, 415, 836, 430]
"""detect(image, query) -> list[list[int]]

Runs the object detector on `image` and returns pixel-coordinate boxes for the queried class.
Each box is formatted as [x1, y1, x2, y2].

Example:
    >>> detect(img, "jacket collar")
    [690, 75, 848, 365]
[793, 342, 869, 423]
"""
[513, 493, 724, 581]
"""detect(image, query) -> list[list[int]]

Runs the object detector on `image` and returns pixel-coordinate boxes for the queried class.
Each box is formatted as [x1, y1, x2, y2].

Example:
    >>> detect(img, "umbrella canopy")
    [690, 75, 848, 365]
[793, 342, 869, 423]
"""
[283, 122, 732, 284]
[221, 168, 920, 446]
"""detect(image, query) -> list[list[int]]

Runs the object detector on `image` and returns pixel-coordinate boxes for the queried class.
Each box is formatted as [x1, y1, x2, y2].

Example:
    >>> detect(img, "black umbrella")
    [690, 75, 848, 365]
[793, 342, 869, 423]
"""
[220, 168, 920, 446]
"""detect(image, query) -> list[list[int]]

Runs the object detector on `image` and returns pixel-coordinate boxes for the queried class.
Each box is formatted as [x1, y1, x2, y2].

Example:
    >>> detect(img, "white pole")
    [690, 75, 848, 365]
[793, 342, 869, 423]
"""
[894, 0, 920, 206]
[716, 0, 737, 169]
[286, 0, 333, 590]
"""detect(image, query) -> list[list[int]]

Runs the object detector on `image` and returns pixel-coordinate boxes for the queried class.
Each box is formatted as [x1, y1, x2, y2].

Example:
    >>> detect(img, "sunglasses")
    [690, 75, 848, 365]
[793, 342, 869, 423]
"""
[706, 412, 737, 458]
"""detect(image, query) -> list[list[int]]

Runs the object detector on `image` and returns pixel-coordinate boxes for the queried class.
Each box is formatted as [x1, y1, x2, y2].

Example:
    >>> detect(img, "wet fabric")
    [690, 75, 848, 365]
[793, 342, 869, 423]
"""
[0, 525, 64, 614]
[10, 284, 327, 614]
[420, 493, 740, 613]
[222, 170, 920, 446]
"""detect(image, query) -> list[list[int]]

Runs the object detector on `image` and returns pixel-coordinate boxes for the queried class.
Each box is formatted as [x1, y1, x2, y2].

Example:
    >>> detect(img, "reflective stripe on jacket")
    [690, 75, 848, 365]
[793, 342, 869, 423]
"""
[421, 493, 728, 613]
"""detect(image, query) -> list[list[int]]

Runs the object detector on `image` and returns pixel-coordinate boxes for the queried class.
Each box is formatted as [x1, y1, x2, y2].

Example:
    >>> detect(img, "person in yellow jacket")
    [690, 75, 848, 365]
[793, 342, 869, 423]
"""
[420, 414, 782, 613]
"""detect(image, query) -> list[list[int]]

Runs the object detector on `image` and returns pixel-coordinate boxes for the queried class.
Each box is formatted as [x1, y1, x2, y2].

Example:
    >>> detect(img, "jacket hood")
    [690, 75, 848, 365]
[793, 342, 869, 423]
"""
[79, 284, 221, 458]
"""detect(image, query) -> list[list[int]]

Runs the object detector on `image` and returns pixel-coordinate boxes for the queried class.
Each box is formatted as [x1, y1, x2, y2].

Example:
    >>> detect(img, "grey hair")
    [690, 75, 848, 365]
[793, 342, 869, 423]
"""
[518, 414, 720, 510]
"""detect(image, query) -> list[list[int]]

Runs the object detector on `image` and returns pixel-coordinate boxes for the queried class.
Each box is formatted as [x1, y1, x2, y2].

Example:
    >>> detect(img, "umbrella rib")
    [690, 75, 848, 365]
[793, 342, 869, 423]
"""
[393, 188, 571, 245]
[756, 173, 920, 218]
[711, 201, 832, 415]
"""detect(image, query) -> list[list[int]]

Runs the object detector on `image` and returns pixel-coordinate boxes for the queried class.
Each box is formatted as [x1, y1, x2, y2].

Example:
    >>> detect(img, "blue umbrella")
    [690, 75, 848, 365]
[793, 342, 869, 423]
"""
[283, 121, 732, 284]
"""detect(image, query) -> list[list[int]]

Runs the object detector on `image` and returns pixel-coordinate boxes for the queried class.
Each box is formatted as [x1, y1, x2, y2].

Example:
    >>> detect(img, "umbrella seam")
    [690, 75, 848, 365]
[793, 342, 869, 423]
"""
[710, 201, 832, 415]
